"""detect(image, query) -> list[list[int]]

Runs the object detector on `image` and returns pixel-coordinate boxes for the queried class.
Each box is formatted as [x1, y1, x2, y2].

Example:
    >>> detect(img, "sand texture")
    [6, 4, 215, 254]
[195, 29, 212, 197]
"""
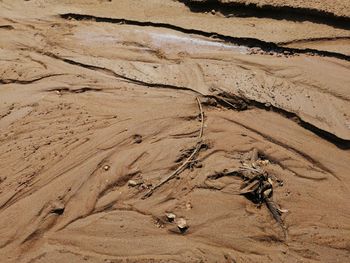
[0, 0, 349, 262]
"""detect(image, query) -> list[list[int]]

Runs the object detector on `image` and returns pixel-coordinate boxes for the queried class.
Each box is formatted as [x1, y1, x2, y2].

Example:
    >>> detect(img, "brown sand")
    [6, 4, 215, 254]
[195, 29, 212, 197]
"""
[187, 0, 350, 18]
[0, 1, 349, 262]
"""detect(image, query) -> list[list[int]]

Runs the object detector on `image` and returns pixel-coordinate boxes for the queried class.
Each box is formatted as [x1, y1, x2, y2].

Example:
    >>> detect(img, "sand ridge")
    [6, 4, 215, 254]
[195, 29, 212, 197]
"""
[185, 0, 350, 18]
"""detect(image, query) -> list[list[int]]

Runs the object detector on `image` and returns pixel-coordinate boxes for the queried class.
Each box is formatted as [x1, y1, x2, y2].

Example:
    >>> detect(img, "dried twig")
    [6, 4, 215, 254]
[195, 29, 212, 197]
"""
[143, 97, 204, 198]
[144, 142, 202, 198]
[196, 97, 204, 139]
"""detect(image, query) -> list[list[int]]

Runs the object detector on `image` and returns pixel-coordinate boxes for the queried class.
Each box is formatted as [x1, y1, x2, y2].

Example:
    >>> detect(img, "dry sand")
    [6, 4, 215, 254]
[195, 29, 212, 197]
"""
[186, 0, 350, 17]
[0, 0, 349, 262]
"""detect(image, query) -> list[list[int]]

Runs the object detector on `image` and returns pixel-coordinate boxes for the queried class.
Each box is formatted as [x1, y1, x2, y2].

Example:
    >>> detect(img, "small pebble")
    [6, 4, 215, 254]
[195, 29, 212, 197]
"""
[166, 213, 176, 222]
[185, 202, 192, 210]
[176, 218, 189, 233]
[133, 134, 142, 144]
[128, 180, 138, 187]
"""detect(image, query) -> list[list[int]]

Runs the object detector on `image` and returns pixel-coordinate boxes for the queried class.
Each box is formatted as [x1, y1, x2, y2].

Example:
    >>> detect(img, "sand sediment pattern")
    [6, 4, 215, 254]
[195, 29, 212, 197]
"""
[0, 1, 349, 262]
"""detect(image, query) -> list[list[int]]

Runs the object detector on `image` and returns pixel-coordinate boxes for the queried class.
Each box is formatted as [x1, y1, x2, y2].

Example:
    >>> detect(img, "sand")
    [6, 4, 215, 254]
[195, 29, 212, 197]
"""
[0, 0, 349, 262]
[186, 0, 350, 18]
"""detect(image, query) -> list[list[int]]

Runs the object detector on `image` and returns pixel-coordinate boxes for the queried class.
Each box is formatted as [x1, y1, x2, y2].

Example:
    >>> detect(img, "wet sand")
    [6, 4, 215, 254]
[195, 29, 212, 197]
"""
[0, 1, 349, 262]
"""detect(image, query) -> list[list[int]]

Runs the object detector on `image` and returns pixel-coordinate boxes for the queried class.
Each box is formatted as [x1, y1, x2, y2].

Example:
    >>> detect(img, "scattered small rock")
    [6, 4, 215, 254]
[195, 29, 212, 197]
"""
[185, 202, 192, 210]
[51, 201, 65, 215]
[103, 165, 110, 171]
[176, 218, 189, 233]
[128, 179, 144, 187]
[128, 180, 138, 187]
[128, 180, 137, 187]
[166, 212, 176, 222]
[133, 134, 142, 144]
[154, 218, 164, 228]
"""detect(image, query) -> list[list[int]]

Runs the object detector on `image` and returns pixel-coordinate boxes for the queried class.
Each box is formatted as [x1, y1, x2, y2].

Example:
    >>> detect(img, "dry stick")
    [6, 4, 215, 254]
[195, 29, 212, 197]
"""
[196, 97, 204, 139]
[216, 95, 240, 109]
[143, 97, 204, 198]
[218, 96, 236, 108]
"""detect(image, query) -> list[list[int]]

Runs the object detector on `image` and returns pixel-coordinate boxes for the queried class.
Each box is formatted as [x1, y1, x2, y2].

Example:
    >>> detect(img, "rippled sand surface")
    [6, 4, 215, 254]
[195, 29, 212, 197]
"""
[0, 1, 349, 262]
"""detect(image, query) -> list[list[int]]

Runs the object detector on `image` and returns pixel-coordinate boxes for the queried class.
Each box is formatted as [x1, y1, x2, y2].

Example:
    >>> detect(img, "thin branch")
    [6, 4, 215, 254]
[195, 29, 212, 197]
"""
[143, 142, 202, 198]
[143, 97, 204, 198]
[196, 97, 204, 138]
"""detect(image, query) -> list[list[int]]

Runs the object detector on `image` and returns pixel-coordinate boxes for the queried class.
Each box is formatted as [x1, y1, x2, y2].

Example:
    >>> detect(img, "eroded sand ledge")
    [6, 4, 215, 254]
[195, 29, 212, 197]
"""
[0, 1, 349, 262]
